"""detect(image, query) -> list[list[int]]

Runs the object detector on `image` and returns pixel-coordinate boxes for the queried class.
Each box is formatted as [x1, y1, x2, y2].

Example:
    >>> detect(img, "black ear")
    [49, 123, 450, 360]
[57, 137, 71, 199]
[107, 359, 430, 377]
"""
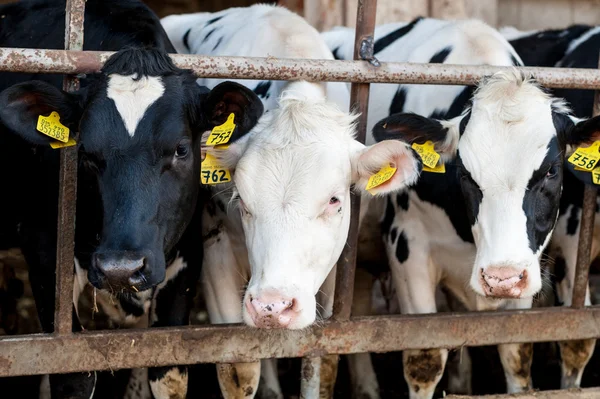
[373, 112, 449, 145]
[0, 81, 82, 146]
[202, 81, 264, 142]
[563, 114, 600, 147]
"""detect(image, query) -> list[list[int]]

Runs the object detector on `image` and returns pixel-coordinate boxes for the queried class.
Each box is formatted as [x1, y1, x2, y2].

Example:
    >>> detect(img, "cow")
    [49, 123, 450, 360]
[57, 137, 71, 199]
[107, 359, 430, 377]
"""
[161, 5, 424, 398]
[0, 0, 263, 398]
[500, 23, 600, 389]
[322, 18, 531, 398]
[372, 68, 600, 398]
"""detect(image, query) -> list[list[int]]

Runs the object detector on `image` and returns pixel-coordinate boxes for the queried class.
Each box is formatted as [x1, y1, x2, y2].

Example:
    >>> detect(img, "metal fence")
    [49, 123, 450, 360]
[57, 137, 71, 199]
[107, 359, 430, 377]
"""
[0, 0, 599, 398]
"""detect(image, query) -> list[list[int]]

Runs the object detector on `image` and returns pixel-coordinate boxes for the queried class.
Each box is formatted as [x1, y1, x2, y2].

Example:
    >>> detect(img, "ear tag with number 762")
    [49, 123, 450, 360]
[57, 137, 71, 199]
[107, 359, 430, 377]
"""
[201, 147, 232, 185]
[206, 113, 236, 146]
[568, 141, 600, 171]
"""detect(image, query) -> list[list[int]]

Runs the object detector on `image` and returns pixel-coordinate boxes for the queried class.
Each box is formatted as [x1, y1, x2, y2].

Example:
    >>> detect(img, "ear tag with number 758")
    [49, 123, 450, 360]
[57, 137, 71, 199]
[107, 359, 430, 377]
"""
[568, 141, 600, 171]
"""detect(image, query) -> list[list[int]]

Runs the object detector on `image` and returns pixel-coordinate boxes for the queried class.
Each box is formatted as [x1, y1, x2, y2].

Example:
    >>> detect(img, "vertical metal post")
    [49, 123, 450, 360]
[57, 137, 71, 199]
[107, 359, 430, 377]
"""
[333, 0, 378, 321]
[572, 60, 600, 308]
[53, 0, 85, 335]
[301, 1, 377, 398]
[300, 357, 321, 399]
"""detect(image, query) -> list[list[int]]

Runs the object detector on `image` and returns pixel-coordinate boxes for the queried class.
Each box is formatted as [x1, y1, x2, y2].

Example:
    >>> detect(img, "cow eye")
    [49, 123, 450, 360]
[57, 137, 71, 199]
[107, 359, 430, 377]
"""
[175, 142, 190, 158]
[329, 197, 340, 205]
[546, 164, 559, 179]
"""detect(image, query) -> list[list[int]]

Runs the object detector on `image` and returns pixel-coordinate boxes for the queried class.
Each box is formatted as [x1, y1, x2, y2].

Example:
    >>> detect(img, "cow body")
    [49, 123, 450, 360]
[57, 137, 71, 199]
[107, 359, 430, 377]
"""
[0, 1, 263, 398]
[322, 18, 594, 399]
[501, 23, 600, 389]
[162, 5, 425, 398]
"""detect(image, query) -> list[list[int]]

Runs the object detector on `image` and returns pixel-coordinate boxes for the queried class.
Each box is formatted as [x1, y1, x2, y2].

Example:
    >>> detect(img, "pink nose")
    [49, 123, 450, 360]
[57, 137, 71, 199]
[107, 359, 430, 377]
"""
[480, 267, 528, 298]
[245, 294, 297, 328]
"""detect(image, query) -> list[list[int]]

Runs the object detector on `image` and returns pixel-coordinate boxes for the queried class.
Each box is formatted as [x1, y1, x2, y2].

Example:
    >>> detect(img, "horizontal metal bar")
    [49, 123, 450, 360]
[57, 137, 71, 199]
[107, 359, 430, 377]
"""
[0, 306, 599, 377]
[2, 48, 600, 89]
[446, 388, 600, 399]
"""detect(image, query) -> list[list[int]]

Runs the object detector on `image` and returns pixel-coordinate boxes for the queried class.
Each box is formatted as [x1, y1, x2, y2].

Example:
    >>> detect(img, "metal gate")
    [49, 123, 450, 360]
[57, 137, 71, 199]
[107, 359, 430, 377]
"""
[0, 0, 599, 398]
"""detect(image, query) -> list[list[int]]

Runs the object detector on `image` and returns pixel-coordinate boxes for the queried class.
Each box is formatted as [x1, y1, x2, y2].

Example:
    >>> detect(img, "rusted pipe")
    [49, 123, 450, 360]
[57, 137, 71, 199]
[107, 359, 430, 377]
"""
[446, 387, 600, 399]
[329, 0, 378, 394]
[572, 185, 596, 309]
[0, 306, 599, 377]
[53, 0, 85, 336]
[300, 357, 321, 399]
[571, 56, 600, 309]
[333, 0, 378, 322]
[3, 48, 600, 89]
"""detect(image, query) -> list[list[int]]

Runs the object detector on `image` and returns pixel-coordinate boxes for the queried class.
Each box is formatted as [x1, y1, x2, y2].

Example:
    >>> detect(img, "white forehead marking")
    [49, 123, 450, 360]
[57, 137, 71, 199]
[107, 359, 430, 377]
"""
[107, 74, 165, 137]
[459, 71, 557, 188]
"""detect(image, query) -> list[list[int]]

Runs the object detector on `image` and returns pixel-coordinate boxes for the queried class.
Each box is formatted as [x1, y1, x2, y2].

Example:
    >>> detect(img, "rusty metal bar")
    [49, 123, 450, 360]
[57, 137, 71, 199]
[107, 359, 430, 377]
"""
[0, 306, 599, 377]
[4, 48, 600, 89]
[333, 0, 378, 321]
[300, 357, 321, 399]
[572, 185, 597, 308]
[53, 0, 85, 336]
[446, 388, 600, 399]
[572, 56, 600, 309]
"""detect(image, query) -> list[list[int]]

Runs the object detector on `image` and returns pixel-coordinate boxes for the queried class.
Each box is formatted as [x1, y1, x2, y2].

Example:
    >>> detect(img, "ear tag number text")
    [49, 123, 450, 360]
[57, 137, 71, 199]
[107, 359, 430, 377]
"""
[37, 111, 70, 143]
[411, 140, 445, 173]
[568, 141, 600, 171]
[206, 113, 236, 146]
[201, 150, 231, 185]
[366, 164, 397, 192]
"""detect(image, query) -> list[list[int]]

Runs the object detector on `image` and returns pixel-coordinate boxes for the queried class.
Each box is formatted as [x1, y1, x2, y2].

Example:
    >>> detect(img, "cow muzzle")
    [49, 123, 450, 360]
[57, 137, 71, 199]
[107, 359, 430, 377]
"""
[91, 250, 151, 291]
[244, 292, 300, 329]
[479, 266, 528, 298]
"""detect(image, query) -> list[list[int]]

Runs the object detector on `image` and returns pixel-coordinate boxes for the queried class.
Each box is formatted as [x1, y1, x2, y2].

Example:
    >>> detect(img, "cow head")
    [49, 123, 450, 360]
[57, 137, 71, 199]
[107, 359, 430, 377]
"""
[373, 70, 600, 300]
[208, 81, 422, 329]
[0, 48, 263, 292]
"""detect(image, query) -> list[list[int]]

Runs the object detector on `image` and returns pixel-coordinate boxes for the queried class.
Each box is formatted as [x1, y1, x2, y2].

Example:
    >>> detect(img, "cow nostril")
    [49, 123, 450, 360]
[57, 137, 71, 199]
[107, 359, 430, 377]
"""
[519, 273, 524, 280]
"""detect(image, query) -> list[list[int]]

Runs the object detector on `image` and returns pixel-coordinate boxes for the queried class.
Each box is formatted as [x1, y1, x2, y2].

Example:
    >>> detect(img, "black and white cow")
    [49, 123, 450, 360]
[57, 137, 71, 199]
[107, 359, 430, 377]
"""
[0, 1, 263, 398]
[500, 23, 600, 389]
[374, 70, 600, 398]
[323, 18, 539, 398]
[161, 5, 425, 398]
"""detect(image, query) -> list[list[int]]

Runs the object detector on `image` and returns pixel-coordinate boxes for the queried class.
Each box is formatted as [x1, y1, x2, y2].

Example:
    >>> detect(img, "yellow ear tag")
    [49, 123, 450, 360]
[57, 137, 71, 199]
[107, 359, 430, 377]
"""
[568, 141, 600, 171]
[365, 164, 397, 192]
[592, 167, 600, 185]
[50, 138, 77, 149]
[36, 111, 70, 143]
[422, 163, 446, 173]
[206, 113, 236, 146]
[411, 141, 444, 173]
[201, 148, 232, 185]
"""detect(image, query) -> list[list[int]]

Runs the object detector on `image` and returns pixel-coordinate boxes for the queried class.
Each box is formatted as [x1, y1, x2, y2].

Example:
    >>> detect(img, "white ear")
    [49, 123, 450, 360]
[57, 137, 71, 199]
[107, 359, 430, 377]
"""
[352, 140, 422, 196]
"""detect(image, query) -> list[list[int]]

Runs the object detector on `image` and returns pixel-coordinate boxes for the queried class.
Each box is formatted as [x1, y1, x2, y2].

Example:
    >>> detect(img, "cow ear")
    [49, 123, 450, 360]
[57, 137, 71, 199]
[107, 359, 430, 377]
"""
[351, 140, 423, 196]
[372, 112, 460, 163]
[0, 81, 82, 146]
[203, 81, 264, 142]
[562, 114, 600, 149]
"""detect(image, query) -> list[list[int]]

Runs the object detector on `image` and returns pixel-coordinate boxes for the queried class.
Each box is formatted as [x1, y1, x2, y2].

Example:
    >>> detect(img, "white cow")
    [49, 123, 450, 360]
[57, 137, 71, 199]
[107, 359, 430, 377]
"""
[161, 5, 423, 398]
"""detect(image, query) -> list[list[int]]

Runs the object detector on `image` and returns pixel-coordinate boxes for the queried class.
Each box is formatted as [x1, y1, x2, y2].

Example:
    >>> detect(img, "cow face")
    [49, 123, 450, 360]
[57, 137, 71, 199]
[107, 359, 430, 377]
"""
[0, 48, 263, 292]
[373, 71, 600, 300]
[209, 82, 422, 329]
